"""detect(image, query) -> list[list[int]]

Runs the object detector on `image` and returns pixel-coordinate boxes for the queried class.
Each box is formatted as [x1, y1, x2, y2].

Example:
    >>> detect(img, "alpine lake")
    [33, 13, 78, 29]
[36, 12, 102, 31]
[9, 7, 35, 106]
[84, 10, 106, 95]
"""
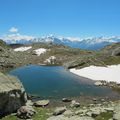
[9, 65, 120, 100]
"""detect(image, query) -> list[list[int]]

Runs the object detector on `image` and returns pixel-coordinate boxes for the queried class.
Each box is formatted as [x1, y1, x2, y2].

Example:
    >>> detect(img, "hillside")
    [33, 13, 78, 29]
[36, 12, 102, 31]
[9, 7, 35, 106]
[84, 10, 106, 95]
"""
[0, 39, 120, 72]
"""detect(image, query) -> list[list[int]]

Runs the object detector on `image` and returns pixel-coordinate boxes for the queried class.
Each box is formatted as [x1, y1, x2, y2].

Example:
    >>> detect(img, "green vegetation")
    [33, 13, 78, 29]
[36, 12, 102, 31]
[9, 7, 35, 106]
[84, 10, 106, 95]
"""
[33, 107, 52, 120]
[1, 107, 52, 120]
[95, 112, 113, 120]
[1, 115, 18, 120]
[102, 56, 120, 65]
[1, 110, 114, 120]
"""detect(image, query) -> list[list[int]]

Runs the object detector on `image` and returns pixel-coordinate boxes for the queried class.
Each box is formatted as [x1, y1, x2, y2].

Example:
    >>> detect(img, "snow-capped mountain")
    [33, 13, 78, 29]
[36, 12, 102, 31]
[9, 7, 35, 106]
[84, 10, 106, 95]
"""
[2, 34, 120, 50]
[33, 35, 120, 50]
[74, 37, 120, 50]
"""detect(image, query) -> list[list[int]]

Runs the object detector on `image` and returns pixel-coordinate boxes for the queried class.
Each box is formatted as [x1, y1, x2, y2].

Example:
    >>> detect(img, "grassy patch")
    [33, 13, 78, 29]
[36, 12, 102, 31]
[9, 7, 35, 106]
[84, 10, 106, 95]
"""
[33, 107, 52, 120]
[95, 112, 113, 120]
[103, 56, 120, 65]
[1, 107, 53, 120]
[1, 115, 20, 120]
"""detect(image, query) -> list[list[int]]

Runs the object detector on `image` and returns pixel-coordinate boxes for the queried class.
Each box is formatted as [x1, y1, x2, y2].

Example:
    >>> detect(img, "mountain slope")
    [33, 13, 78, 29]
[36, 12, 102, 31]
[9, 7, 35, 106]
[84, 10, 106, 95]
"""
[0, 39, 120, 72]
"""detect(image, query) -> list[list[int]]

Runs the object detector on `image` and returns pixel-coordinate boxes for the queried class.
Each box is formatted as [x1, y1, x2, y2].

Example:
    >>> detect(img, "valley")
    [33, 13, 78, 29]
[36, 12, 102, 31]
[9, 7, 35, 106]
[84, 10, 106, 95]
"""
[0, 39, 120, 120]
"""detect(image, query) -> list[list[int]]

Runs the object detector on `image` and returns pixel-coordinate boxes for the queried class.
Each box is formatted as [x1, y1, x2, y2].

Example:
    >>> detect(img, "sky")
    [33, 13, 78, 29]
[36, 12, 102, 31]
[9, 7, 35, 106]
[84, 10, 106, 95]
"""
[0, 0, 120, 39]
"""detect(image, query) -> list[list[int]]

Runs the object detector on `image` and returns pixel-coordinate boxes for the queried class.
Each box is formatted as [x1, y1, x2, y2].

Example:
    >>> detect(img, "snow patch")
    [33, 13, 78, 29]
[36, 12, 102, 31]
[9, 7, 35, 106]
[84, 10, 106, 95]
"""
[34, 48, 47, 56]
[14, 46, 32, 52]
[44, 56, 56, 64]
[70, 65, 120, 83]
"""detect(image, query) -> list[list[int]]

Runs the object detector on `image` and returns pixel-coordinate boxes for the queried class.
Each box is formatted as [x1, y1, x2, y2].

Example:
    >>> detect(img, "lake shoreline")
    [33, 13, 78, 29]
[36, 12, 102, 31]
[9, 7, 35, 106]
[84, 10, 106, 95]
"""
[8, 65, 118, 100]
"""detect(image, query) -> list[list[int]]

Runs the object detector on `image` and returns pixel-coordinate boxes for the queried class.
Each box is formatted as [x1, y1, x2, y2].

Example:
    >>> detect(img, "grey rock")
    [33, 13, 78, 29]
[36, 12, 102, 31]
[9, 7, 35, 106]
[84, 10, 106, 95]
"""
[70, 100, 80, 108]
[62, 98, 72, 102]
[17, 106, 36, 119]
[53, 107, 67, 116]
[34, 100, 49, 107]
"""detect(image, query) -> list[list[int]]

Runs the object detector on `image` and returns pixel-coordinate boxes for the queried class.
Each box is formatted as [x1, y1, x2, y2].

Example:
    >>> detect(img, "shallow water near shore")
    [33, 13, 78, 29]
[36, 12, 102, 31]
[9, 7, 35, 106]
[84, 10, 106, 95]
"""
[9, 65, 120, 99]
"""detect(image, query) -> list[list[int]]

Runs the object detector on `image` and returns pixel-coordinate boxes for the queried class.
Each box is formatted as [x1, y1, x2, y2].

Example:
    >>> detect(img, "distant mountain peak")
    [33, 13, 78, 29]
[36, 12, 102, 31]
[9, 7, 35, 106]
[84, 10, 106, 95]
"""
[1, 34, 120, 50]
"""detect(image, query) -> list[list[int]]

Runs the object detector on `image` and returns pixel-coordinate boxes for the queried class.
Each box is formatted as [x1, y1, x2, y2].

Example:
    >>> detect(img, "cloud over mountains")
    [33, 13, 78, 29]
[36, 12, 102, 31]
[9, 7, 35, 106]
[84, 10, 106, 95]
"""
[9, 27, 19, 33]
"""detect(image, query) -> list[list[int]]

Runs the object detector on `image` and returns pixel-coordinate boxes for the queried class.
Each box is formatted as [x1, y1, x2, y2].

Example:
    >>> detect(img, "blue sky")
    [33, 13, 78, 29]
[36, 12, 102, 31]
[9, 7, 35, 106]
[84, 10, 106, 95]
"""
[0, 0, 120, 38]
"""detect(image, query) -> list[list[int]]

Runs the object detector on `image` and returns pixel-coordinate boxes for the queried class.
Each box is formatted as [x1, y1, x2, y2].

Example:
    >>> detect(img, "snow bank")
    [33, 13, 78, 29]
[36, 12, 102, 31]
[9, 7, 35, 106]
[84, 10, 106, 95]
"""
[70, 65, 120, 83]
[14, 46, 32, 52]
[34, 48, 47, 56]
[44, 56, 56, 63]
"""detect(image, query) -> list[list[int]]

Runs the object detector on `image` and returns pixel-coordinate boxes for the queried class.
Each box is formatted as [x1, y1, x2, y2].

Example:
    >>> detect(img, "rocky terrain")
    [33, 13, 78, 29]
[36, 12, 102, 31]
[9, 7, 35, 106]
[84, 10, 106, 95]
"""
[46, 99, 120, 120]
[1, 96, 120, 120]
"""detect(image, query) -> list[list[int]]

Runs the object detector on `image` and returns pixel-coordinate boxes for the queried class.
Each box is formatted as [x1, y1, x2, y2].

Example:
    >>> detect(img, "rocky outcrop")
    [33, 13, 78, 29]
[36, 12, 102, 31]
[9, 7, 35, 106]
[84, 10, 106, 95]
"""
[0, 72, 27, 116]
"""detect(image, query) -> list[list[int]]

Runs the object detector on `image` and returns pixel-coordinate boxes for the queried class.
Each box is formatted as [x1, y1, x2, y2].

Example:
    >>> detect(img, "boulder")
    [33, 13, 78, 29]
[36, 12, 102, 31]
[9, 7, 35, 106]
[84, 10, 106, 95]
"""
[53, 107, 67, 116]
[0, 72, 27, 116]
[70, 100, 80, 108]
[17, 106, 36, 119]
[62, 98, 72, 102]
[34, 100, 49, 107]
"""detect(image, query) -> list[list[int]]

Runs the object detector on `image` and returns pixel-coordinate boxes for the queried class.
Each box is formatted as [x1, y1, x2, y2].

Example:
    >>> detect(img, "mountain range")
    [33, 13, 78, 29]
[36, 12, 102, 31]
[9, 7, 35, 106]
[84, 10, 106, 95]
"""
[3, 35, 120, 50]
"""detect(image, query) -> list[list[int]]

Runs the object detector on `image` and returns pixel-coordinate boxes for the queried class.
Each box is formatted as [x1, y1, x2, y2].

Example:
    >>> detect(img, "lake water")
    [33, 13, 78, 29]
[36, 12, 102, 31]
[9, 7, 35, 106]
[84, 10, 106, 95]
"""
[9, 65, 118, 99]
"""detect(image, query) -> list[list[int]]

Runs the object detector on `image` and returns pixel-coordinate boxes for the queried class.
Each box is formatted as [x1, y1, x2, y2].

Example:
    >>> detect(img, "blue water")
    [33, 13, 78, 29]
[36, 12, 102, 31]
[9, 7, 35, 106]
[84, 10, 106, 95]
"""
[9, 65, 116, 99]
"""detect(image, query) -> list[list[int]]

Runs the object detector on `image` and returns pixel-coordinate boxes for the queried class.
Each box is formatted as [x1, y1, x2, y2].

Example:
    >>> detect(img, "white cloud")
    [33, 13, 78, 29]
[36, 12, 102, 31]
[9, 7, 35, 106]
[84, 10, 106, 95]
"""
[9, 27, 18, 33]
